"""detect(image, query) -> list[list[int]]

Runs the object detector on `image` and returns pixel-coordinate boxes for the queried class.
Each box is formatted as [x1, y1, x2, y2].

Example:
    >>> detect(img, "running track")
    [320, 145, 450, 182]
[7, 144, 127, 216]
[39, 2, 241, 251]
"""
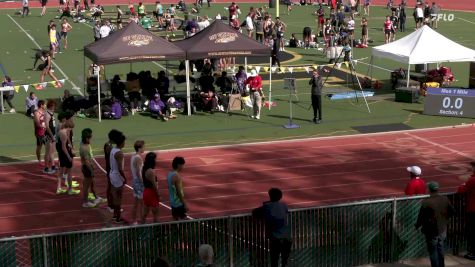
[0, 0, 474, 12]
[0, 125, 473, 238]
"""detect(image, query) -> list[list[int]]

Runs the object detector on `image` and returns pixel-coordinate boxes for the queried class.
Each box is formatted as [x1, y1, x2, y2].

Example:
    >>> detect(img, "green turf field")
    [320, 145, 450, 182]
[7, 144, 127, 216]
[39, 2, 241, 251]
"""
[0, 4, 474, 163]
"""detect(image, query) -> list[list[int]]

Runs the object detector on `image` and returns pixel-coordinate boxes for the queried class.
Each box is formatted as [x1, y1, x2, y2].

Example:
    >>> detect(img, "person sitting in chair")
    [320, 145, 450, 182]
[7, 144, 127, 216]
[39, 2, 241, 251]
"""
[199, 72, 217, 113]
[215, 71, 233, 94]
[149, 93, 168, 121]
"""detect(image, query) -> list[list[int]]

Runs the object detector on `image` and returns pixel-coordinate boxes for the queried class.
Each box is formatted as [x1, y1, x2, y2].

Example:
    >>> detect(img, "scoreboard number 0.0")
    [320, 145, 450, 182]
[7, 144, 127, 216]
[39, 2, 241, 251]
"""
[442, 97, 463, 109]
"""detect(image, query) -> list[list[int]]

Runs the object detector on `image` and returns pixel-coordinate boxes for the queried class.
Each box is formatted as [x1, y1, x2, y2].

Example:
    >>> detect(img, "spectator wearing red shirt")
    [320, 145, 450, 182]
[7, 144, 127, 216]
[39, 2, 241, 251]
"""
[245, 70, 263, 120]
[458, 161, 475, 261]
[228, 2, 239, 21]
[405, 166, 426, 196]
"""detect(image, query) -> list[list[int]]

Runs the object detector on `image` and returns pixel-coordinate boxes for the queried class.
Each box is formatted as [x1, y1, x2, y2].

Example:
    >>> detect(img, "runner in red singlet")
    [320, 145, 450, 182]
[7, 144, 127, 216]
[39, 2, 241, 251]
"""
[33, 100, 49, 170]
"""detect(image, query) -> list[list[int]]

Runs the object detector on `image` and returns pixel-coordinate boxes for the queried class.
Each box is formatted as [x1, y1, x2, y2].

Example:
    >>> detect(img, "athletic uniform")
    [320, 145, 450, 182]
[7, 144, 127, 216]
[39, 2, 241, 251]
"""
[109, 147, 124, 207]
[34, 110, 48, 145]
[131, 154, 144, 199]
[60, 22, 70, 39]
[104, 141, 114, 208]
[384, 20, 392, 35]
[167, 171, 186, 218]
[46, 109, 56, 140]
[80, 143, 94, 178]
[143, 171, 159, 208]
[56, 130, 73, 169]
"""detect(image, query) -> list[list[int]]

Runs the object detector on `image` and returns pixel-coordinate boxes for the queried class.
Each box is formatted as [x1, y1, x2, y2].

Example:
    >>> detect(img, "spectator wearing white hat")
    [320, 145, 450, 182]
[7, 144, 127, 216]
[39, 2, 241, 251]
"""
[405, 166, 426, 196]
[245, 69, 263, 120]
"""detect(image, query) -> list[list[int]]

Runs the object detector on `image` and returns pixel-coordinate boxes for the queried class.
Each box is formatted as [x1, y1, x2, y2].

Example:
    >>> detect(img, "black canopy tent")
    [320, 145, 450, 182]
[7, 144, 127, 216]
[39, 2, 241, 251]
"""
[83, 22, 186, 121]
[174, 20, 272, 115]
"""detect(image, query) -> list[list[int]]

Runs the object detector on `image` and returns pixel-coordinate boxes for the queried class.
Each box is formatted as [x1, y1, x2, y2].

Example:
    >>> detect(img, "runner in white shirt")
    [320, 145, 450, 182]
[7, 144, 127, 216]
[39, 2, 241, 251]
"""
[109, 132, 127, 224]
[347, 16, 355, 47]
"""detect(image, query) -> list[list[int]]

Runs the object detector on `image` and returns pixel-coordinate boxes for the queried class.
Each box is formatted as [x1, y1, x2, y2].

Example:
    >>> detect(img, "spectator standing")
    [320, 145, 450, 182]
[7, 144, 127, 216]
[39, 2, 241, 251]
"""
[430, 2, 440, 29]
[399, 2, 407, 32]
[245, 70, 263, 120]
[131, 140, 145, 224]
[423, 3, 431, 25]
[167, 156, 188, 220]
[390, 10, 398, 42]
[271, 34, 281, 68]
[1, 76, 15, 113]
[93, 20, 101, 41]
[60, 18, 72, 50]
[228, 2, 240, 21]
[154, 1, 163, 27]
[109, 132, 127, 224]
[25, 92, 38, 117]
[274, 17, 286, 51]
[383, 16, 393, 44]
[252, 188, 291, 267]
[245, 12, 254, 38]
[254, 18, 263, 43]
[196, 244, 215, 267]
[309, 68, 323, 124]
[347, 15, 355, 46]
[361, 17, 368, 47]
[405, 166, 426, 195]
[457, 161, 475, 261]
[415, 182, 454, 267]
[414, 4, 424, 29]
[363, 0, 370, 15]
[22, 0, 29, 17]
[235, 66, 247, 94]
[142, 152, 160, 223]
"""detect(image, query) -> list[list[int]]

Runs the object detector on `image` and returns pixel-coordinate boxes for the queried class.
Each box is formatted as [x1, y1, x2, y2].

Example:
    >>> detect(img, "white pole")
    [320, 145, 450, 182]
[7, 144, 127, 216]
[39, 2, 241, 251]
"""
[185, 60, 191, 116]
[406, 63, 411, 87]
[368, 56, 374, 80]
[97, 69, 102, 122]
[268, 57, 272, 110]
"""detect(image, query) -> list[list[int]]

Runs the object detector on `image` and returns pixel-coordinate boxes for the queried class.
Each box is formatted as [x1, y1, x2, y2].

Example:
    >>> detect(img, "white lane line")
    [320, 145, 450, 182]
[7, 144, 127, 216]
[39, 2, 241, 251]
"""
[458, 17, 475, 25]
[405, 133, 475, 160]
[7, 14, 83, 96]
[356, 60, 393, 72]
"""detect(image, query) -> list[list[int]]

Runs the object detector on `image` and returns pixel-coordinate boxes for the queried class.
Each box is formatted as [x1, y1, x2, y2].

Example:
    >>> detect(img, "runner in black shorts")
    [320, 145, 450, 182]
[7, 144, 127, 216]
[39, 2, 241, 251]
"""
[56, 119, 80, 195]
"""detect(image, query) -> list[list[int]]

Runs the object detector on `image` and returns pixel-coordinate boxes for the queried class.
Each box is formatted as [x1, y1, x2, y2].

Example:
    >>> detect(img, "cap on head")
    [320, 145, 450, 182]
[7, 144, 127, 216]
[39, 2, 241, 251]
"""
[250, 70, 257, 77]
[427, 181, 439, 193]
[407, 166, 422, 176]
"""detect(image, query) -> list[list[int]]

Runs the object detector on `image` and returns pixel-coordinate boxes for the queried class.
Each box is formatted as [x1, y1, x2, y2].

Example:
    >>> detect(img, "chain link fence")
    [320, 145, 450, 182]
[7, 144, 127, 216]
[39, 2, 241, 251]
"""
[0, 193, 466, 267]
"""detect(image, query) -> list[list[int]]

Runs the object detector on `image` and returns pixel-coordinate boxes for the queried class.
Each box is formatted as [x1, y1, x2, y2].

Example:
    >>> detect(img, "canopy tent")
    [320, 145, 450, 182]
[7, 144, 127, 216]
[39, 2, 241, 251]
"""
[83, 22, 186, 121]
[84, 22, 185, 64]
[174, 20, 272, 115]
[370, 25, 475, 86]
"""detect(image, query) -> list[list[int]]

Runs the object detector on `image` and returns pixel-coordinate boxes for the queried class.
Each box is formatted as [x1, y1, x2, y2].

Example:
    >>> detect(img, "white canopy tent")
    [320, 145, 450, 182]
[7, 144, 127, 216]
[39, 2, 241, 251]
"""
[370, 25, 475, 86]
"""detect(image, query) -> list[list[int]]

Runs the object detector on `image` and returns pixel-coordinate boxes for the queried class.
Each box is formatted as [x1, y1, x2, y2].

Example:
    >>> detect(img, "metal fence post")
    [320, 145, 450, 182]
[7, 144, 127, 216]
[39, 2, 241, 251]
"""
[228, 216, 234, 267]
[390, 198, 398, 262]
[42, 235, 48, 267]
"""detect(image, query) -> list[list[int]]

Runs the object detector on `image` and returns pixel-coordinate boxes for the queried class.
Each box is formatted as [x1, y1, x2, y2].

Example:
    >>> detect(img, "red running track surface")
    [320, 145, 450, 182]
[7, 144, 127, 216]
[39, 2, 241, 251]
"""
[0, 125, 473, 238]
[0, 0, 474, 11]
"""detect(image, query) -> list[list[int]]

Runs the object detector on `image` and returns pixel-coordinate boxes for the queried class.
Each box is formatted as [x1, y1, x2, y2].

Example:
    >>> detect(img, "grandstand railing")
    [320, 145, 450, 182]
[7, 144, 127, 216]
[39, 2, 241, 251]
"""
[0, 193, 466, 267]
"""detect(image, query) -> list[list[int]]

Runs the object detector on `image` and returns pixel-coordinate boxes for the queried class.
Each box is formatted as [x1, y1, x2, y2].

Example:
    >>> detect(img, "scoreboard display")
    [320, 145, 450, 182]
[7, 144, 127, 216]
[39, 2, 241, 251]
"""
[424, 88, 475, 118]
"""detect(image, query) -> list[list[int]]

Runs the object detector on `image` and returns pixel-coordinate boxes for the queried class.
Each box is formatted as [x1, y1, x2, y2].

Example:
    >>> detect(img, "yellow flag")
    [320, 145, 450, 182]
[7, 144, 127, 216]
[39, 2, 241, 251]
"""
[263, 67, 269, 72]
[14, 86, 20, 93]
[344, 62, 349, 68]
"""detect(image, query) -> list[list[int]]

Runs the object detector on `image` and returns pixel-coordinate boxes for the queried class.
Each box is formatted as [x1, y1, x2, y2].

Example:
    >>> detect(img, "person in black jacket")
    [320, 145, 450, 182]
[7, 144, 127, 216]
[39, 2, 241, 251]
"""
[252, 188, 291, 267]
[415, 182, 455, 267]
[309, 68, 323, 124]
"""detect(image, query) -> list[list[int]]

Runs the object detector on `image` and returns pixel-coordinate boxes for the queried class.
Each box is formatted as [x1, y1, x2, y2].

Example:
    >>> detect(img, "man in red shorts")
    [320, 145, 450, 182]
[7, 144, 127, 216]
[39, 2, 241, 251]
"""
[405, 166, 426, 196]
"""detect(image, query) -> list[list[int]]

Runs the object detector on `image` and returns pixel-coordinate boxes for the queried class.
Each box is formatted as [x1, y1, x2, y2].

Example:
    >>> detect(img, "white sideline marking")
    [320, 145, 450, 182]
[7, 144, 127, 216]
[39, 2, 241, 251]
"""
[405, 132, 475, 160]
[7, 15, 83, 96]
